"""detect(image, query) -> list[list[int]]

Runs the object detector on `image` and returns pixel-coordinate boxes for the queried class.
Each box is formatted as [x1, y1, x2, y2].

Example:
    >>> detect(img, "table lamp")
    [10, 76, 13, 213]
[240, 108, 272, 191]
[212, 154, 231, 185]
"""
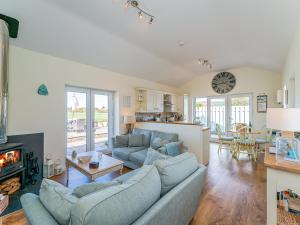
[266, 108, 300, 163]
[123, 115, 135, 134]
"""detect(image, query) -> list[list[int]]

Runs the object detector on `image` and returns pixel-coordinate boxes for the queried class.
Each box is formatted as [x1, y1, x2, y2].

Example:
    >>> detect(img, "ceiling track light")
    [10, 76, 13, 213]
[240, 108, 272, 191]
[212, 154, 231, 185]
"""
[198, 58, 213, 70]
[124, 0, 155, 24]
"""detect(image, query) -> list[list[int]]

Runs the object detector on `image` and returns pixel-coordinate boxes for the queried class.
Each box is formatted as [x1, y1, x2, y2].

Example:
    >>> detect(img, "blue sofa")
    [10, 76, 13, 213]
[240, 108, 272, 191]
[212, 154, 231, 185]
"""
[112, 128, 180, 169]
[21, 153, 206, 225]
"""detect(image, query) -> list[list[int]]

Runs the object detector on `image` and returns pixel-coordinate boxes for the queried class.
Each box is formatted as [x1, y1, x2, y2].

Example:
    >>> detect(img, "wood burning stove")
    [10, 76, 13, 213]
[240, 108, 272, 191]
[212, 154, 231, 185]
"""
[0, 143, 25, 189]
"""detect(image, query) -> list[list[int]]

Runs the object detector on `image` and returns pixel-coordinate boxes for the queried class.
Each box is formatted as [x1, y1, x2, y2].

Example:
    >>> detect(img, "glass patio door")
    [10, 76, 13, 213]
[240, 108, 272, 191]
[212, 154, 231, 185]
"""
[228, 94, 252, 127]
[66, 87, 90, 155]
[91, 91, 114, 152]
[210, 97, 226, 134]
[66, 86, 114, 155]
[193, 94, 252, 136]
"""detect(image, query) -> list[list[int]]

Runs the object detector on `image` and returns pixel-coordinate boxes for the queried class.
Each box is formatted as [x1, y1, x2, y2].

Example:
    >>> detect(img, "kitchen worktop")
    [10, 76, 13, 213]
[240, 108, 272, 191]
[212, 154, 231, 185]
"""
[136, 121, 210, 130]
[264, 150, 300, 174]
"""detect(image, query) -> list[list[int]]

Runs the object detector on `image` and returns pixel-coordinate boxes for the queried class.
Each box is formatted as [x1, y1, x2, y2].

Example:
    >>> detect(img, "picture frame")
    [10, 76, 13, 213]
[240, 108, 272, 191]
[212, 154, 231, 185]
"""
[257, 95, 267, 113]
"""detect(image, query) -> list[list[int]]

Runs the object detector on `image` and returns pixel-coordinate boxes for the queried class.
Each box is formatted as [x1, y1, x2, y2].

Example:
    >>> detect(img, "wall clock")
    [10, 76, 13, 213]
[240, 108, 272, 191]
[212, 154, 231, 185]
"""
[211, 72, 236, 94]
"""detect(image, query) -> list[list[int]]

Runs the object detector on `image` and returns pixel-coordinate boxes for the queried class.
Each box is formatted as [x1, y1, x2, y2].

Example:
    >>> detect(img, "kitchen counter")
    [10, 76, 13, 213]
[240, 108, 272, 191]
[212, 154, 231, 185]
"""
[138, 121, 202, 126]
[264, 150, 300, 174]
[265, 149, 300, 225]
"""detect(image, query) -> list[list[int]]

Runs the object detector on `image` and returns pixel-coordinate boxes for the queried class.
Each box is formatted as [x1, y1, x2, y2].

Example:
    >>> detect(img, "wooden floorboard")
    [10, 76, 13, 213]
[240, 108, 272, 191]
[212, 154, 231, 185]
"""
[2, 144, 267, 225]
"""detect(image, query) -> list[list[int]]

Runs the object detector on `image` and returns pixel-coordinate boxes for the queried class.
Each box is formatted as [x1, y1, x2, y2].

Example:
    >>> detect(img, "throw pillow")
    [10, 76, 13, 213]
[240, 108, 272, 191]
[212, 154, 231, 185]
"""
[115, 135, 129, 147]
[144, 148, 170, 165]
[73, 181, 120, 198]
[128, 134, 144, 147]
[39, 179, 79, 225]
[154, 153, 199, 196]
[165, 141, 182, 156]
[151, 137, 169, 150]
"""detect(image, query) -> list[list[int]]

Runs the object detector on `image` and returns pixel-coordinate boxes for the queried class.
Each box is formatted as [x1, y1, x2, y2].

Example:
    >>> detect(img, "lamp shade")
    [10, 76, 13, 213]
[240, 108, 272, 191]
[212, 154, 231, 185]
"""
[123, 115, 135, 124]
[266, 108, 300, 132]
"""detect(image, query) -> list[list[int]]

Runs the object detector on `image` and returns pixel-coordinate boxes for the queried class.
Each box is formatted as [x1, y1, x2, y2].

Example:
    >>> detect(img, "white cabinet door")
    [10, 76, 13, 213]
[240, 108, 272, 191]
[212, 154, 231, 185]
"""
[146, 91, 163, 112]
[156, 93, 164, 112]
[147, 91, 155, 112]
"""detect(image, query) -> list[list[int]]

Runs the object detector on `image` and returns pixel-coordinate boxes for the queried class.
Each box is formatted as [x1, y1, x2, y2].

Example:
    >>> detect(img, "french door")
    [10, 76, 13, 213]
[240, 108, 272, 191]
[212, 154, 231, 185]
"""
[66, 86, 114, 155]
[193, 94, 253, 135]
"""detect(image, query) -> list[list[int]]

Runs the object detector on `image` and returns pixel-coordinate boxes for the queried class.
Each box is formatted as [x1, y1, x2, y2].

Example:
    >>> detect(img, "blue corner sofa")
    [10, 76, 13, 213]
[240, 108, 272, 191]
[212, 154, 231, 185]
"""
[112, 128, 181, 169]
[21, 153, 207, 225]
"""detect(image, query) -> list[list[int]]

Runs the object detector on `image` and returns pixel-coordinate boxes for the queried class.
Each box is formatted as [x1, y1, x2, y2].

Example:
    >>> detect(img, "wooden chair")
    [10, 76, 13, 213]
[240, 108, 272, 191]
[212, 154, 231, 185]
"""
[255, 129, 272, 154]
[216, 124, 234, 154]
[233, 126, 258, 161]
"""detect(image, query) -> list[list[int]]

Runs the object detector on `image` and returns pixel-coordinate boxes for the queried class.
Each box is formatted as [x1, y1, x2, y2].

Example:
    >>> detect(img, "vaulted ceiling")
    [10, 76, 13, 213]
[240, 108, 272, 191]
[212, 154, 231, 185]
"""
[2, 0, 300, 86]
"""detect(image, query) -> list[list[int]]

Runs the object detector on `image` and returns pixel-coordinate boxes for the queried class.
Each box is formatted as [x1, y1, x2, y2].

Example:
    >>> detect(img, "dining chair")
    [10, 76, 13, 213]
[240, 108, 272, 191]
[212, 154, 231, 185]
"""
[255, 129, 271, 153]
[216, 124, 234, 154]
[233, 126, 258, 161]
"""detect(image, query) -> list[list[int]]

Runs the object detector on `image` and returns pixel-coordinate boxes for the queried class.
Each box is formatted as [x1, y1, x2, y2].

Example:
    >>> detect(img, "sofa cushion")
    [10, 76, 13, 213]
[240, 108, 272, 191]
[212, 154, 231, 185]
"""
[114, 169, 141, 183]
[128, 134, 144, 147]
[154, 153, 198, 196]
[151, 137, 169, 150]
[115, 135, 129, 147]
[132, 128, 152, 147]
[129, 149, 148, 167]
[165, 141, 182, 156]
[144, 148, 170, 165]
[113, 146, 146, 161]
[73, 181, 120, 198]
[150, 131, 178, 146]
[39, 179, 79, 225]
[70, 165, 161, 225]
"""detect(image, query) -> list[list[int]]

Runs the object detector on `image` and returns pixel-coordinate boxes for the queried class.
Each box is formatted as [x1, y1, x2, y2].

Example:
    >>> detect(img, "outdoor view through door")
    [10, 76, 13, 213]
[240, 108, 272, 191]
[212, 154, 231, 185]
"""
[193, 94, 252, 135]
[66, 86, 114, 155]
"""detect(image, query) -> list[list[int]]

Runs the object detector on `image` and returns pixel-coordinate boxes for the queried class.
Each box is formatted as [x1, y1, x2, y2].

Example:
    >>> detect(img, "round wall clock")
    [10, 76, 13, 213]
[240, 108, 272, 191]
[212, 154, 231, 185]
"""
[211, 72, 236, 94]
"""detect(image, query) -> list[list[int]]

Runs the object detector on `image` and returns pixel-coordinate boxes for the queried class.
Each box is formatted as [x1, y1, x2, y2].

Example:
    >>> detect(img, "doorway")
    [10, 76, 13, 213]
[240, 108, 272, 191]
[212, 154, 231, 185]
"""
[193, 93, 253, 135]
[66, 86, 114, 155]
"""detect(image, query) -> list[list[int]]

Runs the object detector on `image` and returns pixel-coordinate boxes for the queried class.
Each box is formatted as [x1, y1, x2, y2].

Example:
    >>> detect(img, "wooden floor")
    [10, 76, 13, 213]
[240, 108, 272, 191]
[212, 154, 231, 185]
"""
[2, 144, 267, 225]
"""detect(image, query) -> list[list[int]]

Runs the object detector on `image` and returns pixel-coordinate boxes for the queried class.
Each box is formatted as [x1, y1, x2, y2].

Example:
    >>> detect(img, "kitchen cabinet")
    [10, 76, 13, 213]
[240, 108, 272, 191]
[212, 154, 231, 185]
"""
[135, 88, 177, 113]
[147, 91, 163, 112]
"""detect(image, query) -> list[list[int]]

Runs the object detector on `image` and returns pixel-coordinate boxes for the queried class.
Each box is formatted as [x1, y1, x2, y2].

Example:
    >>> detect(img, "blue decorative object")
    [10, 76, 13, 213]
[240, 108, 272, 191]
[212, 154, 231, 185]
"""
[37, 84, 48, 96]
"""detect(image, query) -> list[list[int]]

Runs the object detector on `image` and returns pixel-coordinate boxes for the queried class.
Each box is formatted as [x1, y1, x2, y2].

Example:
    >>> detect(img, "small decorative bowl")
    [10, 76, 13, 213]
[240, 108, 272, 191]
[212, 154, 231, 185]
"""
[77, 155, 92, 164]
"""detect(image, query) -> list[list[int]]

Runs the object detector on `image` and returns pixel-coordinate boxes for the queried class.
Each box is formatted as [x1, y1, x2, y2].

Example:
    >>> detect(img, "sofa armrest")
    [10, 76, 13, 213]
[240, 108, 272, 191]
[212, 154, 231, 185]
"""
[21, 193, 59, 225]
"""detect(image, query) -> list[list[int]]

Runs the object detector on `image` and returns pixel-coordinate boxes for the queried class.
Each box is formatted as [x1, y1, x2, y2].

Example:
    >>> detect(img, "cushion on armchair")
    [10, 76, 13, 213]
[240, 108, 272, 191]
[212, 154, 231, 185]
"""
[128, 134, 144, 147]
[39, 179, 79, 225]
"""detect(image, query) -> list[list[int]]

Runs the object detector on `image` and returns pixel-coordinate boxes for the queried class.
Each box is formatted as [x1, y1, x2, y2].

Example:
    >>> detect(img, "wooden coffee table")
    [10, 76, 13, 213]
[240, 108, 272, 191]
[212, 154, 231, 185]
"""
[66, 151, 124, 186]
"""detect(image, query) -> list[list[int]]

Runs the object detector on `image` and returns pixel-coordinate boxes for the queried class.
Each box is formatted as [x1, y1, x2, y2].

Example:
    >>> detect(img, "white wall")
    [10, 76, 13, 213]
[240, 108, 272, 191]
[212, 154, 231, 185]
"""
[282, 23, 300, 107]
[180, 67, 282, 130]
[7, 46, 178, 163]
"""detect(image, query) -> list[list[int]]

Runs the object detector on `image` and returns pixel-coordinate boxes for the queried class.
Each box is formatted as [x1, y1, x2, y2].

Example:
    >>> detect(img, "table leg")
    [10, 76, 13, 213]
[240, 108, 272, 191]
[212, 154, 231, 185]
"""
[120, 167, 123, 175]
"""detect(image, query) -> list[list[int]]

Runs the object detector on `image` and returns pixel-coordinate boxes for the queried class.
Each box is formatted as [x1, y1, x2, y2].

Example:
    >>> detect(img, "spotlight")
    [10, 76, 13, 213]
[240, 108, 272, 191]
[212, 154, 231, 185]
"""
[149, 17, 154, 24]
[138, 11, 143, 20]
